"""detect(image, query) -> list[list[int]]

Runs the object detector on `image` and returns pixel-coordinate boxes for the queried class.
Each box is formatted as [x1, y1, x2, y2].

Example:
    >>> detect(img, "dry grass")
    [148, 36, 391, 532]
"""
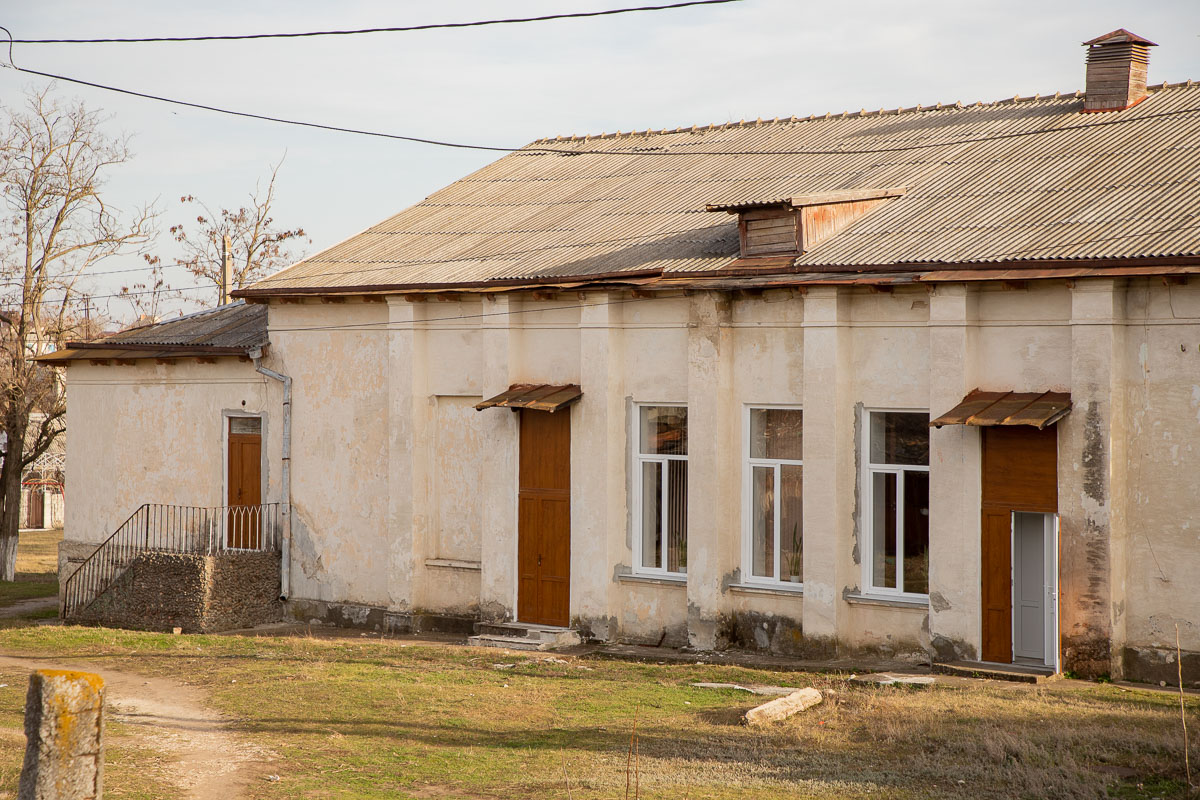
[13, 529, 60, 577]
[0, 626, 1191, 798]
[0, 529, 61, 609]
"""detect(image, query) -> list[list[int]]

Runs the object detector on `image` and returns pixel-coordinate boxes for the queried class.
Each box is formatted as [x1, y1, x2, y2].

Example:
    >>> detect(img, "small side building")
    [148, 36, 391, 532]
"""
[44, 302, 284, 632]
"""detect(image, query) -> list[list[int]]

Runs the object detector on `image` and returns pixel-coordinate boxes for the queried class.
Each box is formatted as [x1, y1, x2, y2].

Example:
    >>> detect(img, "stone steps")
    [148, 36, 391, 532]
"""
[467, 622, 581, 651]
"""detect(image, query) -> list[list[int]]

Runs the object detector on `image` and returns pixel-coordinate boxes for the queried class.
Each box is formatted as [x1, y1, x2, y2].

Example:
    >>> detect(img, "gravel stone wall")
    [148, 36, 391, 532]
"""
[75, 551, 282, 633]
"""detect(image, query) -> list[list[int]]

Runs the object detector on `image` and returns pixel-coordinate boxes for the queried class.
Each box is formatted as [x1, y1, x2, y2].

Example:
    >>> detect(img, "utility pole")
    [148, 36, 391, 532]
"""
[220, 235, 233, 306]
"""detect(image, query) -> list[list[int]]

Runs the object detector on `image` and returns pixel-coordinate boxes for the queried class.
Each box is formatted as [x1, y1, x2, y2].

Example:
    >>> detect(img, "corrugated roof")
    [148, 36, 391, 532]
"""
[242, 82, 1200, 295]
[39, 302, 267, 363]
[101, 302, 267, 349]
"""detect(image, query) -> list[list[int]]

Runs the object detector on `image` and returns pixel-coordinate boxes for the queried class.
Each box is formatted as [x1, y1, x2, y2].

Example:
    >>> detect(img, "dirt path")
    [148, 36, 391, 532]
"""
[0, 597, 56, 619]
[0, 654, 265, 800]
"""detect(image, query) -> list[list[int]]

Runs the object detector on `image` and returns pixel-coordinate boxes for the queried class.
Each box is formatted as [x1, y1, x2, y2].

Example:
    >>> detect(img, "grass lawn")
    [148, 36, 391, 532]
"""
[0, 529, 61, 608]
[0, 625, 1192, 799]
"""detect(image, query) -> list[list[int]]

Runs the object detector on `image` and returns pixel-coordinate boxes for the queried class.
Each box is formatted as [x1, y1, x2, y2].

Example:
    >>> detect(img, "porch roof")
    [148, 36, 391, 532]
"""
[930, 389, 1072, 429]
[475, 384, 582, 413]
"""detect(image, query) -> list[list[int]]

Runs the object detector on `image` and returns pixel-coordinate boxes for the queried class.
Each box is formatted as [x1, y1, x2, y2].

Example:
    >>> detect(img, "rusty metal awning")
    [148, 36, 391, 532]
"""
[475, 384, 582, 413]
[931, 389, 1072, 430]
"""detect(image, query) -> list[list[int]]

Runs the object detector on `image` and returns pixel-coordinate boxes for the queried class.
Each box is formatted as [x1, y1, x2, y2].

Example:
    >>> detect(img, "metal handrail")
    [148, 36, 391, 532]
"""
[62, 502, 283, 619]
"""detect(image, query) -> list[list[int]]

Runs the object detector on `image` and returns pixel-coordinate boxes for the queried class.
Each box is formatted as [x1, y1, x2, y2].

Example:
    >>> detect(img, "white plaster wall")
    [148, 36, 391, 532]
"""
[1121, 281, 1200, 653]
[64, 358, 278, 545]
[67, 279, 1200, 664]
[268, 300, 391, 607]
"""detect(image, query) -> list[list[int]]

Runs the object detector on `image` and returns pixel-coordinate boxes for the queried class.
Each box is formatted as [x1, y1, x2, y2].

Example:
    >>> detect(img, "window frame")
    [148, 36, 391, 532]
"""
[742, 404, 804, 588]
[860, 408, 931, 599]
[632, 402, 689, 577]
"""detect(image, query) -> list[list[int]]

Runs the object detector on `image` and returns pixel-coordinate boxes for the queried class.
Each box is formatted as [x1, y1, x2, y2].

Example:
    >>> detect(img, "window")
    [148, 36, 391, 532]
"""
[635, 405, 687, 575]
[745, 407, 804, 585]
[864, 411, 930, 596]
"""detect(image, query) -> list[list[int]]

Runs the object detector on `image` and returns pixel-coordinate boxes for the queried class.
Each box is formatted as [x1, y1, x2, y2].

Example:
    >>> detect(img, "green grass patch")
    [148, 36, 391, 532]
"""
[0, 626, 1195, 798]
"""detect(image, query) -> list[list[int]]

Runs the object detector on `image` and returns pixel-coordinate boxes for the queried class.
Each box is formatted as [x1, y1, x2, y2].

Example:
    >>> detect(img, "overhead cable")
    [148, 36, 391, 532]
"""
[2, 57, 1198, 158]
[7, 1, 741, 44]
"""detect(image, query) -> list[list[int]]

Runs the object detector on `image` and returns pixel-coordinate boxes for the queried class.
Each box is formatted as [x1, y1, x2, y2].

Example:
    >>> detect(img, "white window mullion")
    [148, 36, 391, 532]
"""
[896, 470, 906, 594]
[773, 462, 783, 582]
[660, 455, 670, 573]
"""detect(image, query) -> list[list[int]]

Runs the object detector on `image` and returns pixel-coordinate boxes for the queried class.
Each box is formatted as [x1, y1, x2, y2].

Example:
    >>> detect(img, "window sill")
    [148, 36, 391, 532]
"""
[728, 582, 804, 598]
[617, 573, 687, 588]
[844, 592, 928, 610]
[424, 558, 481, 572]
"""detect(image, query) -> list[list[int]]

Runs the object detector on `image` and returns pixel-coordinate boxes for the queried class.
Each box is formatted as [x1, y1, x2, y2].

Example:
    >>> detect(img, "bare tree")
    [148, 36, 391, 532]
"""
[170, 158, 307, 304]
[0, 87, 154, 579]
[118, 255, 181, 324]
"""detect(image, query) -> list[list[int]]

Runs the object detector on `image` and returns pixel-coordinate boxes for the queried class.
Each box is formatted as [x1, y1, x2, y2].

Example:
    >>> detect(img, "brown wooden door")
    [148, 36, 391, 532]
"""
[517, 409, 570, 627]
[26, 485, 44, 529]
[227, 419, 262, 549]
[980, 426, 1057, 663]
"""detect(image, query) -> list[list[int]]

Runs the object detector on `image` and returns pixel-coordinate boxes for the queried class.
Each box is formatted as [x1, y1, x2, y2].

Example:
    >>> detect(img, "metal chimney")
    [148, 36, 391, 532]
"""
[1083, 29, 1157, 113]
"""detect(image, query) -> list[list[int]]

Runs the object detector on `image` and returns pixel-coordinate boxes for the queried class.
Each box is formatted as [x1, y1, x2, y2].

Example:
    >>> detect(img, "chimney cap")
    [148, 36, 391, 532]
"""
[1083, 28, 1158, 47]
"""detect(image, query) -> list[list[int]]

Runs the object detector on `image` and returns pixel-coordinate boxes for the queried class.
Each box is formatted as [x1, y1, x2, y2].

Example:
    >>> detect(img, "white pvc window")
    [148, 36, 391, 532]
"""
[744, 407, 803, 585]
[634, 405, 687, 575]
[863, 410, 930, 597]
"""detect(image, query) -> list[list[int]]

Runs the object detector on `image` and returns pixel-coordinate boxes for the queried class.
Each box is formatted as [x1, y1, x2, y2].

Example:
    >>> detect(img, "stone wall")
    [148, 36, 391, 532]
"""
[74, 551, 283, 633]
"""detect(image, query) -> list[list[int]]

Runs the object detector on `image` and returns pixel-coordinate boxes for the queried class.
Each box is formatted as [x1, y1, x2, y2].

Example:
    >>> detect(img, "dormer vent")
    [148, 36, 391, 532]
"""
[707, 187, 906, 259]
[1083, 28, 1157, 113]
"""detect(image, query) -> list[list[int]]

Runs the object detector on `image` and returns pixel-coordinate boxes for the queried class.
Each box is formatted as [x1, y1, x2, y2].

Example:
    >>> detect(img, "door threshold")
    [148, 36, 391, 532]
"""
[933, 660, 1054, 683]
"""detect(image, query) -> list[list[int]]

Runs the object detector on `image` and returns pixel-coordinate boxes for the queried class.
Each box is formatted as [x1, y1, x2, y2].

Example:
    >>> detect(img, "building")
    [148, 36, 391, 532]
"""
[47, 30, 1200, 683]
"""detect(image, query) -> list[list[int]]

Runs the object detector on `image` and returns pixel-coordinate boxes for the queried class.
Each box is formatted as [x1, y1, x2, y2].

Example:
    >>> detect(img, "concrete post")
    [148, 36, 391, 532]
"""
[1060, 278, 1126, 677]
[800, 286, 853, 653]
[478, 294, 520, 621]
[685, 291, 735, 650]
[574, 293, 626, 639]
[927, 283, 982, 661]
[19, 669, 104, 800]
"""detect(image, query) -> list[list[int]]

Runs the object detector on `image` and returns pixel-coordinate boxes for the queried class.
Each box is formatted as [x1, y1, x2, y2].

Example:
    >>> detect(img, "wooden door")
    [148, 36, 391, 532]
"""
[980, 426, 1057, 663]
[26, 484, 44, 529]
[517, 409, 571, 627]
[227, 418, 262, 549]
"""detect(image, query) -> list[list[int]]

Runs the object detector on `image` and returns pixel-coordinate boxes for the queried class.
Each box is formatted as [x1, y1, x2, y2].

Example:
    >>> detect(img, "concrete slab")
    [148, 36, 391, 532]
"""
[744, 688, 822, 726]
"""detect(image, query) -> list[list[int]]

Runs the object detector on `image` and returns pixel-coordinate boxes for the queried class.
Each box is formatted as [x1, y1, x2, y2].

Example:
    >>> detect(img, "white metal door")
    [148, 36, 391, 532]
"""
[1012, 511, 1046, 662]
[1011, 511, 1058, 668]
[1043, 514, 1059, 671]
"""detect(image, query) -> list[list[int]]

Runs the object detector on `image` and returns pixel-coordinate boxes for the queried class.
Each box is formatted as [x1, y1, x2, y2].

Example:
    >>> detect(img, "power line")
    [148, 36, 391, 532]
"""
[3, 57, 1198, 158]
[7, 2, 742, 44]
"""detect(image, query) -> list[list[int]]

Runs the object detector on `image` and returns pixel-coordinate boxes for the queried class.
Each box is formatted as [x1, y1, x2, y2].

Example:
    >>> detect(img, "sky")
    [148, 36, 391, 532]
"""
[2, 0, 1198, 321]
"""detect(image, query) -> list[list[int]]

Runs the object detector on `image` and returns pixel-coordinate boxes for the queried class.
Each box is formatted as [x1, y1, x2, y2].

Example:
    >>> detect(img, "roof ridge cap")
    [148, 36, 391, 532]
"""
[532, 86, 1160, 144]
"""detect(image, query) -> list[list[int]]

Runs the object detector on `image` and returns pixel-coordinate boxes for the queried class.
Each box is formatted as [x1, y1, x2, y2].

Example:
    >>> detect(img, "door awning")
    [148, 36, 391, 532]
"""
[930, 389, 1072, 430]
[475, 384, 582, 413]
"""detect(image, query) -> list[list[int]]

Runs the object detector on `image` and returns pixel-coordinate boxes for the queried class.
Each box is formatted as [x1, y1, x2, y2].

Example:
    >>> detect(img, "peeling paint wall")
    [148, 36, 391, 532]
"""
[64, 358, 278, 545]
[64, 277, 1200, 675]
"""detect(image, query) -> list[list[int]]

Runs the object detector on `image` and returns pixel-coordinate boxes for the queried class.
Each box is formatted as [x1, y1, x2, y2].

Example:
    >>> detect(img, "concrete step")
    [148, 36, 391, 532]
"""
[466, 634, 550, 652]
[933, 660, 1054, 684]
[473, 622, 581, 649]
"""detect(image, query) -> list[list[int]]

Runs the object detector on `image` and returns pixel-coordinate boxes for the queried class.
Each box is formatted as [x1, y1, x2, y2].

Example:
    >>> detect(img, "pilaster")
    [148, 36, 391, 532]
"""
[685, 291, 736, 649]
[477, 295, 520, 621]
[1061, 278, 1126, 677]
[800, 286, 854, 648]
[573, 293, 626, 638]
[927, 283, 981, 660]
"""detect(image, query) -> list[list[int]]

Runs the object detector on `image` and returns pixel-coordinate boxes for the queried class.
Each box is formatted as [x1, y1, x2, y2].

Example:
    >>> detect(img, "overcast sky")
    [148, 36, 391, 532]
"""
[3, 0, 1198, 319]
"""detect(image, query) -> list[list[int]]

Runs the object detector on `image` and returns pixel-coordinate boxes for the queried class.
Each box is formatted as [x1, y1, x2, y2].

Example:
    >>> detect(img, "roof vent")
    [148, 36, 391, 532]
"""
[707, 187, 906, 259]
[1082, 28, 1157, 113]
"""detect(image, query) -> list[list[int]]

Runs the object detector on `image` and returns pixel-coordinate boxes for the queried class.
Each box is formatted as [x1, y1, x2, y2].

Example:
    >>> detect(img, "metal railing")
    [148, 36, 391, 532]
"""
[62, 502, 283, 619]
